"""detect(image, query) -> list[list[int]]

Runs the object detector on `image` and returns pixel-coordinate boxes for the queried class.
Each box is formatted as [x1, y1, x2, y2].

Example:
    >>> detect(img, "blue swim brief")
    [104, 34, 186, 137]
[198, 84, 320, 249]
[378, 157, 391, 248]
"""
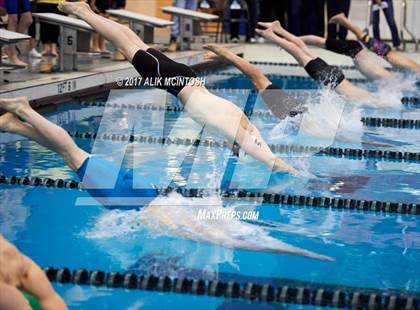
[6, 0, 31, 14]
[77, 156, 158, 210]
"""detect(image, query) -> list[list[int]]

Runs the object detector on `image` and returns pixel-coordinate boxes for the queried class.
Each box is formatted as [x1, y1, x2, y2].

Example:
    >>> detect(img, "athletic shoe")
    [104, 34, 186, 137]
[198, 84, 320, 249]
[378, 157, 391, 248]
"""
[29, 48, 42, 58]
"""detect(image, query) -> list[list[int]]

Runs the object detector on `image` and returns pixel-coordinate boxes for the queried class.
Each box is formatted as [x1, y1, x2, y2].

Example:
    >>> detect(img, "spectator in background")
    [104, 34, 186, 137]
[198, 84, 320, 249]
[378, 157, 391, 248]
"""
[327, 0, 351, 39]
[168, 0, 198, 52]
[110, 0, 125, 9]
[371, 0, 400, 48]
[229, 0, 259, 43]
[37, 0, 62, 57]
[28, 0, 42, 58]
[286, 0, 302, 36]
[259, 0, 301, 37]
[4, 0, 33, 67]
[88, 0, 111, 56]
[260, 0, 287, 29]
[0, 2, 7, 27]
[301, 0, 324, 37]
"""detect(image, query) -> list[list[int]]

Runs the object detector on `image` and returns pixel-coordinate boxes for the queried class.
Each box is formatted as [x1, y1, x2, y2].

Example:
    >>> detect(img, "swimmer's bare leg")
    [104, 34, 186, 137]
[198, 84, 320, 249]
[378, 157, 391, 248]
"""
[183, 90, 297, 174]
[329, 13, 365, 41]
[0, 98, 89, 171]
[58, 1, 148, 60]
[354, 50, 394, 80]
[256, 27, 313, 66]
[335, 80, 379, 104]
[203, 44, 271, 91]
[237, 115, 297, 174]
[386, 51, 420, 73]
[258, 21, 314, 58]
[0, 113, 46, 142]
[299, 35, 326, 48]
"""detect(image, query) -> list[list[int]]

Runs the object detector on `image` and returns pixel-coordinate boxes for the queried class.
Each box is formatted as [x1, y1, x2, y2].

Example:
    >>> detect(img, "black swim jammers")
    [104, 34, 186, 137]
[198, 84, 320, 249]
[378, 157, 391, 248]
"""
[304, 58, 345, 89]
[131, 48, 197, 96]
[325, 38, 364, 59]
[260, 84, 307, 120]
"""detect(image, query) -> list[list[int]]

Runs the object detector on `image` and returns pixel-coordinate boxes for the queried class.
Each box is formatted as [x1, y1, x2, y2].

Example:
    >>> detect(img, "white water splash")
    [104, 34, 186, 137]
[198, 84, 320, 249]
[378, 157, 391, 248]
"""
[269, 89, 363, 147]
[373, 73, 418, 108]
[83, 193, 333, 261]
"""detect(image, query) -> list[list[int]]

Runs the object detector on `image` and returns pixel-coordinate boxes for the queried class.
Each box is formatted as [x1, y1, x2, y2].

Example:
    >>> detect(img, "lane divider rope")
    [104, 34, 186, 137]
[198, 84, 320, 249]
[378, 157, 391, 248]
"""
[249, 60, 359, 70]
[361, 117, 419, 129]
[0, 175, 418, 215]
[66, 130, 420, 162]
[203, 72, 368, 84]
[42, 266, 419, 309]
[248, 60, 401, 73]
[79, 101, 420, 128]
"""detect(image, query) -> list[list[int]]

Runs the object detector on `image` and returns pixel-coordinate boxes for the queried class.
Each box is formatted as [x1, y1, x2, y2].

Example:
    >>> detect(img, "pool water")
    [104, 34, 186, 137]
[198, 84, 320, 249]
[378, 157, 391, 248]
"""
[0, 66, 419, 309]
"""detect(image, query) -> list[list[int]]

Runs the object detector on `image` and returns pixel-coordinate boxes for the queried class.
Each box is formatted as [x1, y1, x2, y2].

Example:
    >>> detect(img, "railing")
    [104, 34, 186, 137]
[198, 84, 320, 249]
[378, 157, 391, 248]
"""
[365, 0, 373, 33]
[400, 0, 419, 51]
[366, 0, 418, 51]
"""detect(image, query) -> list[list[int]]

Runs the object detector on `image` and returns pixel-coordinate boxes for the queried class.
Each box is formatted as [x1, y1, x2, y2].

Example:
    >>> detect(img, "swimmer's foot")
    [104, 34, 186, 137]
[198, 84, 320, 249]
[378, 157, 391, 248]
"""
[329, 13, 346, 24]
[58, 0, 92, 17]
[0, 97, 30, 115]
[255, 27, 278, 42]
[203, 44, 228, 55]
[258, 21, 283, 33]
[203, 44, 229, 60]
[0, 112, 22, 133]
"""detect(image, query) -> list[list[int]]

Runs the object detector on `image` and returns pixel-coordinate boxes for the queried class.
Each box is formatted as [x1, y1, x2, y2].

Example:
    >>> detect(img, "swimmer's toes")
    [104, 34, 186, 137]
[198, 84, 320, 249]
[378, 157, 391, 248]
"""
[0, 97, 30, 113]
[203, 51, 217, 60]
[0, 113, 18, 131]
[58, 1, 90, 16]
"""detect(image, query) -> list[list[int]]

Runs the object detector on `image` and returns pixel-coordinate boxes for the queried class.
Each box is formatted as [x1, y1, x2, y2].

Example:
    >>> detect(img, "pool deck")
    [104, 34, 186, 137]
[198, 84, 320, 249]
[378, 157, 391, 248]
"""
[0, 45, 245, 104]
[1, 42, 419, 104]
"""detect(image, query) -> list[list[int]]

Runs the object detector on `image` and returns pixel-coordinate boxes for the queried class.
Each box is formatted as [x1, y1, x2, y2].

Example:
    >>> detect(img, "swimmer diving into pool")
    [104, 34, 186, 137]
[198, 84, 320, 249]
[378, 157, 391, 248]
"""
[0, 97, 332, 261]
[56, 0, 297, 176]
[329, 14, 420, 73]
[297, 36, 395, 81]
[0, 235, 67, 310]
[255, 21, 383, 104]
[203, 44, 393, 147]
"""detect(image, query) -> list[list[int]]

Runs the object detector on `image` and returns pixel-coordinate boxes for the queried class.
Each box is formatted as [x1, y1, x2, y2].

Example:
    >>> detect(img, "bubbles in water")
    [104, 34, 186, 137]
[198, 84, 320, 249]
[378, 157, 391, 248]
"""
[374, 73, 418, 108]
